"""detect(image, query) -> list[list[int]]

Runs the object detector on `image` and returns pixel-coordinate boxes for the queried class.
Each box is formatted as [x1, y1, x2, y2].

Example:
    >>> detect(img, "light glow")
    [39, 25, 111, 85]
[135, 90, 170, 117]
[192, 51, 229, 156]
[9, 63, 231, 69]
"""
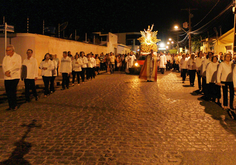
[174, 25, 179, 30]
[134, 62, 139, 67]
[160, 43, 165, 48]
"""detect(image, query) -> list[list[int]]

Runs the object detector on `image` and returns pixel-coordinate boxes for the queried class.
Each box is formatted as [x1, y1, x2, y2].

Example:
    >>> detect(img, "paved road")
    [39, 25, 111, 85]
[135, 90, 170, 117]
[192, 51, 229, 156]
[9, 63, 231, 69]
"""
[1, 71, 236, 165]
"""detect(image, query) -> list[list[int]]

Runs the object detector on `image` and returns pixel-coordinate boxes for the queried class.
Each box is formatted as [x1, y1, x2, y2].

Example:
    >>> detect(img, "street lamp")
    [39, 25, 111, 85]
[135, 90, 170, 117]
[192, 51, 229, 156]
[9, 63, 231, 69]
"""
[174, 25, 189, 54]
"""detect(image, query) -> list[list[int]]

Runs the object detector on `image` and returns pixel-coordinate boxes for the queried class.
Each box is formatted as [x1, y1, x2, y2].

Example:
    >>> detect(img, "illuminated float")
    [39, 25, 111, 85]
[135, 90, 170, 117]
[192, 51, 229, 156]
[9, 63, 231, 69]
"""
[138, 24, 161, 54]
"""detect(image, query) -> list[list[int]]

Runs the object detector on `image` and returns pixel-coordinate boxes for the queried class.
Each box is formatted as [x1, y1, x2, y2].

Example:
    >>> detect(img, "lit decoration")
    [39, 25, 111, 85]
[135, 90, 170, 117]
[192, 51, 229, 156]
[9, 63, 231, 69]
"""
[138, 24, 161, 54]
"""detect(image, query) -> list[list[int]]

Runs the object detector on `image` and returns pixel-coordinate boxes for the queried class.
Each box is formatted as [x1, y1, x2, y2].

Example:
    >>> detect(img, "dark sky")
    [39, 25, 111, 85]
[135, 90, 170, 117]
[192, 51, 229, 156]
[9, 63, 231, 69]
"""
[1, 0, 234, 42]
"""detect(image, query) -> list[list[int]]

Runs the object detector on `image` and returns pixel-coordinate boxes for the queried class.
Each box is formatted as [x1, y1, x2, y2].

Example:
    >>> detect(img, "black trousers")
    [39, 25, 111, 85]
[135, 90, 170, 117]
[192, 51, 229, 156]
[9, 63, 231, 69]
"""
[87, 68, 93, 80]
[209, 83, 221, 100]
[62, 73, 69, 89]
[24, 79, 37, 101]
[189, 70, 196, 85]
[197, 70, 202, 91]
[221, 81, 234, 107]
[202, 77, 207, 95]
[4, 79, 19, 109]
[50, 76, 55, 92]
[160, 68, 164, 74]
[81, 68, 86, 82]
[42, 76, 51, 95]
[181, 69, 187, 81]
[92, 67, 96, 78]
[72, 71, 82, 84]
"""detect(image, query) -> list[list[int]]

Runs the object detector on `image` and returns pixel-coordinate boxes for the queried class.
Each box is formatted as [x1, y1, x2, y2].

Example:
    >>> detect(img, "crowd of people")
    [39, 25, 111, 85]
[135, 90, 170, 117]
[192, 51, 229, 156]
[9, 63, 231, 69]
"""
[1, 45, 139, 110]
[3, 44, 236, 114]
[159, 51, 236, 112]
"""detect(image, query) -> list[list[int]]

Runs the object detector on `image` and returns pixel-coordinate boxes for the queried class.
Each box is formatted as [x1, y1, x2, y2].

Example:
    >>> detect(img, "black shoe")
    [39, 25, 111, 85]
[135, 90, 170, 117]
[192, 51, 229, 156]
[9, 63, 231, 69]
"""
[230, 107, 235, 110]
[61, 88, 65, 90]
[6, 107, 11, 111]
[35, 96, 39, 101]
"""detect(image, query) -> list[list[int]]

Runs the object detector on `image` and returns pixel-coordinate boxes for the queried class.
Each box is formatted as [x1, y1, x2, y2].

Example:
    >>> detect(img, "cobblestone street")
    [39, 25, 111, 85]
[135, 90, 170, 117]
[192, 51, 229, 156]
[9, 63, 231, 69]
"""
[1, 71, 236, 164]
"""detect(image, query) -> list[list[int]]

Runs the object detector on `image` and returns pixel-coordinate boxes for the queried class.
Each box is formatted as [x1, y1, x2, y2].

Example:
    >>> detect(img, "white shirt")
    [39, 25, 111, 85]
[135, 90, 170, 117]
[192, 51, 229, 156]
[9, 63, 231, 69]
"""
[82, 56, 88, 68]
[22, 57, 38, 79]
[187, 58, 196, 70]
[92, 57, 96, 67]
[180, 58, 188, 69]
[195, 57, 203, 70]
[39, 60, 54, 77]
[60, 56, 72, 73]
[206, 62, 218, 84]
[166, 55, 172, 61]
[126, 55, 136, 69]
[72, 58, 83, 72]
[110, 55, 115, 64]
[201, 58, 211, 77]
[159, 55, 167, 68]
[217, 61, 234, 83]
[87, 57, 95, 68]
[2, 52, 22, 80]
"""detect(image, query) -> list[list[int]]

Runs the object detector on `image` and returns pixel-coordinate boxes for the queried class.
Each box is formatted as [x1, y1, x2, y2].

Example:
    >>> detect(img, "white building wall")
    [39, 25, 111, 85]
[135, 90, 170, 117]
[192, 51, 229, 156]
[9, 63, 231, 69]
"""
[0, 33, 117, 79]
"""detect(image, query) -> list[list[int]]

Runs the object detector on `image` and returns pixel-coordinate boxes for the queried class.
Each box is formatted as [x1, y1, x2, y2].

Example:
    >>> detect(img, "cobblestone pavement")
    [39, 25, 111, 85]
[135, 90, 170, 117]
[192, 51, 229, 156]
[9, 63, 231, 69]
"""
[1, 71, 236, 165]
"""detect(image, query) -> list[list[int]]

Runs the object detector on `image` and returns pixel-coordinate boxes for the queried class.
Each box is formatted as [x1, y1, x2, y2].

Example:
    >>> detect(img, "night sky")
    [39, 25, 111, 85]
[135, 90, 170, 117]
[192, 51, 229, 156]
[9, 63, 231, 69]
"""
[1, 0, 234, 43]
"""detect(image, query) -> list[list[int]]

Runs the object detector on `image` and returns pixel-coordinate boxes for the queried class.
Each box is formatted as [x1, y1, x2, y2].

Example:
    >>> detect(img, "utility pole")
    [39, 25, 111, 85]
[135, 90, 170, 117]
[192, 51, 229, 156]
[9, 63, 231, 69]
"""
[182, 8, 197, 54]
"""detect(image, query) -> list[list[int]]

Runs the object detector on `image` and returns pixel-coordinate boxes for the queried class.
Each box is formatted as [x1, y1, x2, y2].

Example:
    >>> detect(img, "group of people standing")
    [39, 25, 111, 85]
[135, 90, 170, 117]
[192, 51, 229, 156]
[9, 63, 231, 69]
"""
[2, 45, 140, 111]
[178, 51, 236, 111]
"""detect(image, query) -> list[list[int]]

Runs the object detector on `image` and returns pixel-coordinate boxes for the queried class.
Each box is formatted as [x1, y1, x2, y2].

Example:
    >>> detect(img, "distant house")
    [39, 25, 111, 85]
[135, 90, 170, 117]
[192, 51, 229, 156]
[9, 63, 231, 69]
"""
[201, 28, 234, 54]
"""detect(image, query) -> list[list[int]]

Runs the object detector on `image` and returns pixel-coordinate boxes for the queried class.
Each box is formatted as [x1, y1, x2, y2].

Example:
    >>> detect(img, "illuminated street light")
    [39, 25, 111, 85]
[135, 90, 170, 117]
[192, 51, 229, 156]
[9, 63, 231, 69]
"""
[166, 46, 169, 49]
[174, 25, 179, 30]
[160, 43, 165, 48]
[171, 41, 174, 44]
[169, 38, 172, 41]
[167, 42, 170, 45]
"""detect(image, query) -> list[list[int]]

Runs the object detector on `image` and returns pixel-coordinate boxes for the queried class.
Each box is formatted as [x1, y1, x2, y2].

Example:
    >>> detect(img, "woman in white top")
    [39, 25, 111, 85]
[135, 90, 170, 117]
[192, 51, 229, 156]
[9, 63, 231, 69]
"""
[217, 54, 234, 110]
[179, 54, 188, 83]
[72, 54, 83, 85]
[201, 52, 213, 99]
[206, 56, 221, 104]
[39, 53, 53, 97]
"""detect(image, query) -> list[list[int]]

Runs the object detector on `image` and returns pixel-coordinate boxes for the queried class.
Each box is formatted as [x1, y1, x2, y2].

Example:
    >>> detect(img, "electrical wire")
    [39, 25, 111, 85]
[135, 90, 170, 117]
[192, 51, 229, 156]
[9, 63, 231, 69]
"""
[193, 0, 220, 28]
[178, 33, 189, 43]
[191, 3, 233, 34]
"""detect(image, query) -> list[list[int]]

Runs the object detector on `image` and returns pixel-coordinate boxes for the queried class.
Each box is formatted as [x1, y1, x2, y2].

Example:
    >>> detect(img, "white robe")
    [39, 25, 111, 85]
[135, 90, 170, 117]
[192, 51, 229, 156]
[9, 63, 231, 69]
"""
[125, 55, 136, 69]
[159, 55, 167, 68]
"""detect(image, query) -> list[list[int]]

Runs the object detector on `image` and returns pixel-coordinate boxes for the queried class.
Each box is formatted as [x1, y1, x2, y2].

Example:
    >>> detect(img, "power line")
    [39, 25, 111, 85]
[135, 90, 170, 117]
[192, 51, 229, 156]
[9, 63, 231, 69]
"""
[191, 3, 233, 35]
[193, 0, 220, 28]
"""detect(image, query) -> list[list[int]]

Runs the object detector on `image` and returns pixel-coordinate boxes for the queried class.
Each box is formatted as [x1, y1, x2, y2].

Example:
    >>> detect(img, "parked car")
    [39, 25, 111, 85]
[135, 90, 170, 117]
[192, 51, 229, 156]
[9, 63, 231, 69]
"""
[129, 55, 146, 74]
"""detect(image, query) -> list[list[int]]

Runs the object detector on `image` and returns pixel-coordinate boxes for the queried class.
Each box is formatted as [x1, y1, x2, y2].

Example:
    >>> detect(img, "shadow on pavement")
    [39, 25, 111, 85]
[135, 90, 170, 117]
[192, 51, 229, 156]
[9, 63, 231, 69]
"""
[183, 85, 193, 87]
[190, 90, 201, 96]
[200, 100, 236, 137]
[0, 120, 42, 165]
